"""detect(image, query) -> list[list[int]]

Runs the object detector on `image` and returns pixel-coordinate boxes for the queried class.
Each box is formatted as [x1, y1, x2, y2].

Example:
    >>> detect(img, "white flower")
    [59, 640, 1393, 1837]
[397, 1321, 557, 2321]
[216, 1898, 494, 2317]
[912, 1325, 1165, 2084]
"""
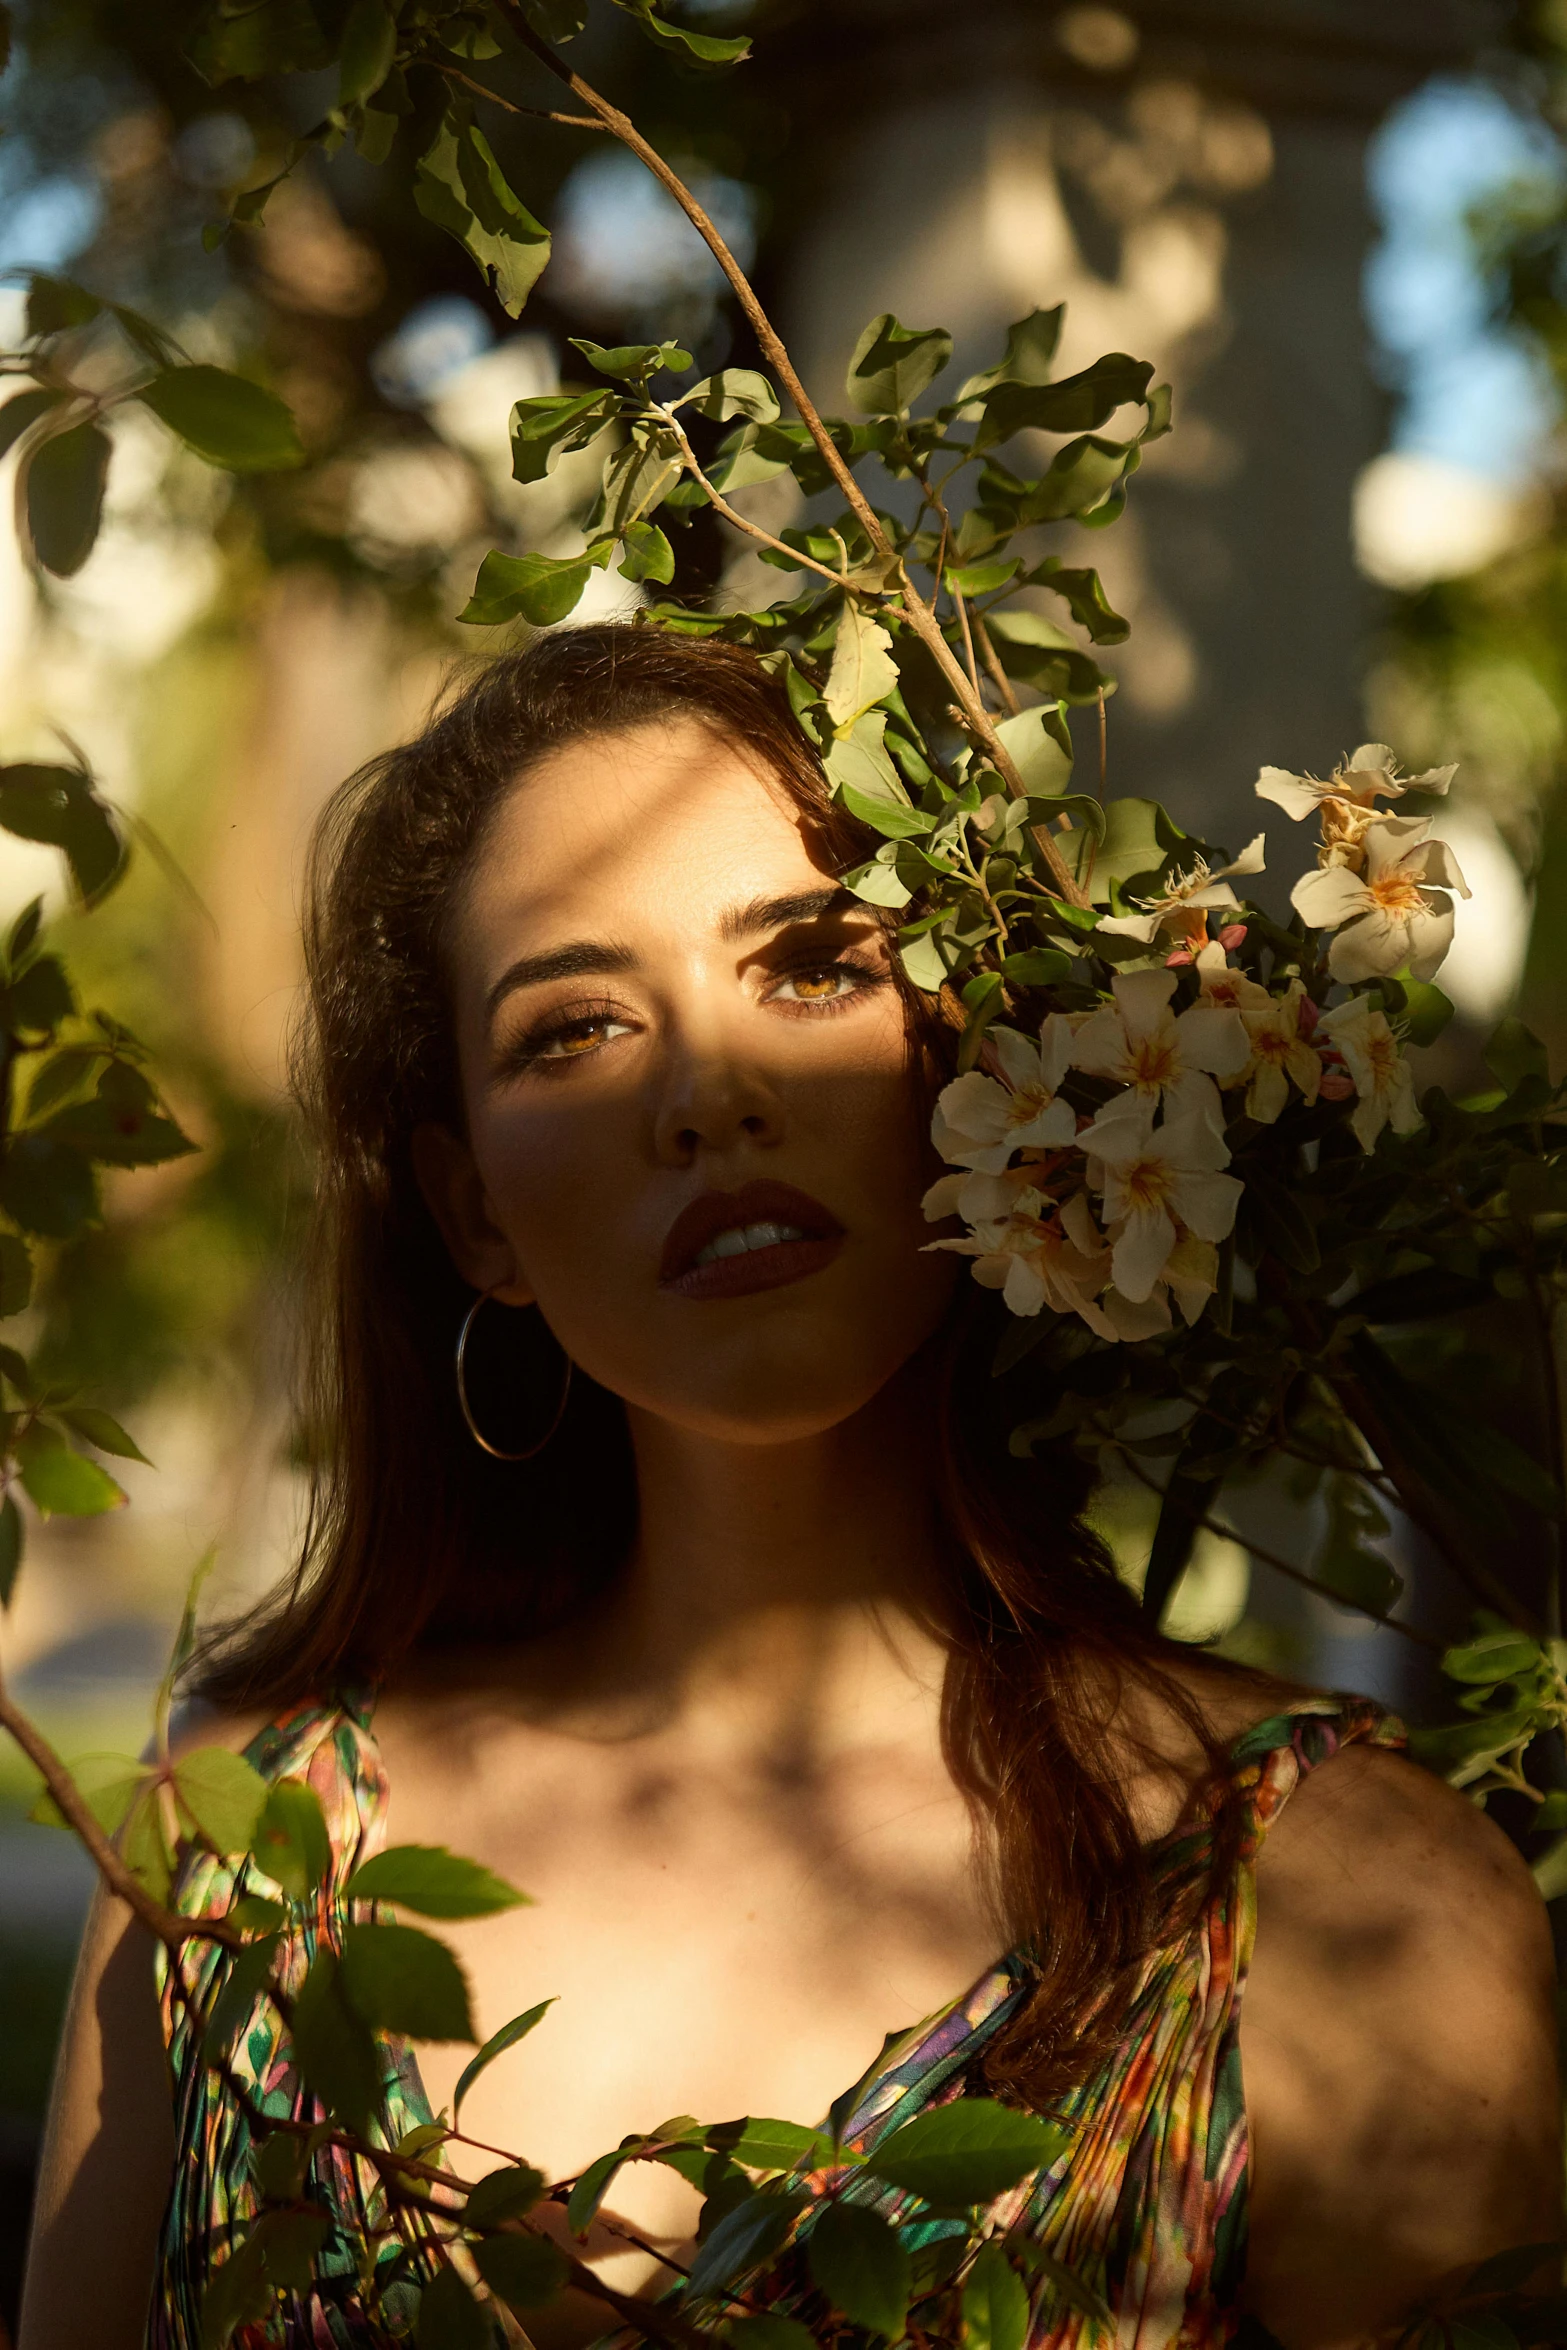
[930, 1018, 1078, 1174]
[928, 1188, 1116, 1330]
[1202, 954, 1322, 1123]
[1096, 834, 1267, 945]
[1070, 968, 1249, 1123]
[1291, 816, 1469, 983]
[1315, 997, 1423, 1152]
[1256, 742, 1457, 823]
[1100, 1234, 1222, 1339]
[1079, 1098, 1244, 1303]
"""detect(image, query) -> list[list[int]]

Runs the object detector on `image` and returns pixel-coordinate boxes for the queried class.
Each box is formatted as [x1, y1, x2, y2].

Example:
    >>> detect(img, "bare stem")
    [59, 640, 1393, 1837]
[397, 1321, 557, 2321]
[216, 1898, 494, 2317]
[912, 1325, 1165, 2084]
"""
[973, 615, 1020, 717]
[655, 407, 848, 591]
[950, 583, 982, 703]
[434, 60, 604, 128]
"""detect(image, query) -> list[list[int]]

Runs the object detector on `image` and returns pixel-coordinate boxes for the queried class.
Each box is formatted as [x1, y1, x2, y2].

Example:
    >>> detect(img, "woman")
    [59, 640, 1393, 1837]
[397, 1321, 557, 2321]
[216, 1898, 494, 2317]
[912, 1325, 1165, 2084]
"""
[20, 625, 1561, 2350]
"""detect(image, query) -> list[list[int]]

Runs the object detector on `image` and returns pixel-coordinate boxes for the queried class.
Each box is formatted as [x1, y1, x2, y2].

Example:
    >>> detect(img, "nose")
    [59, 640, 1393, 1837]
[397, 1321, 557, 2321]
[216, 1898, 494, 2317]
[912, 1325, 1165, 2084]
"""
[651, 1031, 785, 1166]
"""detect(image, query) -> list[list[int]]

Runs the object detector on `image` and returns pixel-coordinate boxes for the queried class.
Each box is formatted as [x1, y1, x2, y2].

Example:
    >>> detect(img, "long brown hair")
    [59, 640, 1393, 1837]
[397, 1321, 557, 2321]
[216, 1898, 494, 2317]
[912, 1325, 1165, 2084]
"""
[198, 620, 1245, 2103]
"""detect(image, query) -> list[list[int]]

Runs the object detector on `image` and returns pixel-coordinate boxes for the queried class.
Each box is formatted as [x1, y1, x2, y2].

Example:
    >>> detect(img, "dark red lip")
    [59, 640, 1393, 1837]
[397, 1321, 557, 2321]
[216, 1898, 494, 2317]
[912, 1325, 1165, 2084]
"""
[659, 1179, 845, 1302]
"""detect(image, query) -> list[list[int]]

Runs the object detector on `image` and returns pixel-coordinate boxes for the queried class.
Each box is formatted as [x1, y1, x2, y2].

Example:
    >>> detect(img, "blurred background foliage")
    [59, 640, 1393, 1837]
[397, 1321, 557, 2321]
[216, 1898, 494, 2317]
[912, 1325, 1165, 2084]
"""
[5, 0, 1567, 2325]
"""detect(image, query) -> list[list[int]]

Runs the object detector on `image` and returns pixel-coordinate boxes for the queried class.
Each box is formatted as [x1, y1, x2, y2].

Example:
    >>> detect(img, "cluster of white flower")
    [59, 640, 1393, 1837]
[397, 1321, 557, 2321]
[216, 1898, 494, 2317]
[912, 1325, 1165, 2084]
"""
[925, 745, 1456, 1332]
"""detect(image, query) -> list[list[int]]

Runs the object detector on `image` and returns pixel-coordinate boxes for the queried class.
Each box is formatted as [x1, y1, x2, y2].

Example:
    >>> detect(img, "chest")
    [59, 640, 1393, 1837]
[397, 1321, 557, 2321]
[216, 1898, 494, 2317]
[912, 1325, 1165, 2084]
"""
[369, 1709, 1002, 2208]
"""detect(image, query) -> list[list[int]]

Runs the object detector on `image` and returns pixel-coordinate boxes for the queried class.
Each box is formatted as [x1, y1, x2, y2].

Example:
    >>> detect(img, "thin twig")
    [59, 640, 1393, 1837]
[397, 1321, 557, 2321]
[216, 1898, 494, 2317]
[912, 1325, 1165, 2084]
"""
[972, 614, 1020, 717]
[950, 582, 982, 703]
[654, 406, 849, 591]
[435, 60, 605, 128]
[1096, 687, 1107, 800]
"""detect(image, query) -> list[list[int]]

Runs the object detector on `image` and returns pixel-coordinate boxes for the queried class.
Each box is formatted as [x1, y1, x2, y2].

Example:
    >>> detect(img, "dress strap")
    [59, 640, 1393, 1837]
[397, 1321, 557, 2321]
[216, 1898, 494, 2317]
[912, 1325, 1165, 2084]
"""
[1226, 1695, 1407, 1857]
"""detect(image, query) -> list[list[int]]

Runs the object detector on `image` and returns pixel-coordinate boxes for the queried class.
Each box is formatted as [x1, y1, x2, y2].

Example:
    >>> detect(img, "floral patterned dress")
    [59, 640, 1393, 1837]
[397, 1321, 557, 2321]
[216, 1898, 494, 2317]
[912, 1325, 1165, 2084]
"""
[149, 1692, 1405, 2349]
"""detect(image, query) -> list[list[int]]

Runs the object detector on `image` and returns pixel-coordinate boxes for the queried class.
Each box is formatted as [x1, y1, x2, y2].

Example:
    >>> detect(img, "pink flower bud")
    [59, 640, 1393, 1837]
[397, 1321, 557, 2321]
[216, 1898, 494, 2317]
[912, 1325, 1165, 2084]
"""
[1218, 923, 1248, 952]
[1319, 1069, 1355, 1101]
[1165, 948, 1194, 967]
[1298, 996, 1319, 1035]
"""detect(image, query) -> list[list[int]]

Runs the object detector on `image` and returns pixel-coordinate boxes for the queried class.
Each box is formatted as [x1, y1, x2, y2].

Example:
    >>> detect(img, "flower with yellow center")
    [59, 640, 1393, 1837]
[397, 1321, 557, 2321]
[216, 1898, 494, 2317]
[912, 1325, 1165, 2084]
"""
[929, 1016, 1079, 1175]
[1194, 949, 1321, 1123]
[1070, 967, 1249, 1123]
[1078, 1098, 1243, 1303]
[1291, 816, 1469, 983]
[1256, 741, 1456, 821]
[1314, 996, 1423, 1151]
[926, 1188, 1117, 1329]
[1096, 834, 1267, 947]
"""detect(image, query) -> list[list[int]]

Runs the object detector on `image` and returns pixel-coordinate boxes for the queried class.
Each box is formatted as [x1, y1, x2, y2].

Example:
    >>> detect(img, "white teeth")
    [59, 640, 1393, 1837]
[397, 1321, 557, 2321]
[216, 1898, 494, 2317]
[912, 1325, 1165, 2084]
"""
[691, 1220, 808, 1270]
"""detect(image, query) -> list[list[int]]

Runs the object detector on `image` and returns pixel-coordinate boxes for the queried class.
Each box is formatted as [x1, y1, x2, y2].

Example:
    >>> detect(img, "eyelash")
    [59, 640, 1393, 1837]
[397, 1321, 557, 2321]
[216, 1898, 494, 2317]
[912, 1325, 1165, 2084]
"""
[502, 955, 887, 1076]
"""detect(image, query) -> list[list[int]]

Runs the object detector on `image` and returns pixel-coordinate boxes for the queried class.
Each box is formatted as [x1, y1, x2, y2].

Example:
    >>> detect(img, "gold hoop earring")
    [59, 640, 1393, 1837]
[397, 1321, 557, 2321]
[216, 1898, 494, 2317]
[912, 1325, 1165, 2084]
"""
[454, 1287, 572, 1461]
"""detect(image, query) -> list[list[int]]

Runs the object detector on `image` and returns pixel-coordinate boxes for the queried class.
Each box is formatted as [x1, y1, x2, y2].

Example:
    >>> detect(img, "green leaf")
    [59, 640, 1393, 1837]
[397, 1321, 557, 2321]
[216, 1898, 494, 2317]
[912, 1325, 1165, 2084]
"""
[1443, 1631, 1545, 1686]
[338, 0, 396, 106]
[251, 1775, 332, 1901]
[339, 1919, 475, 2041]
[685, 2188, 807, 2299]
[343, 1842, 531, 1919]
[1031, 558, 1130, 645]
[0, 1134, 97, 1238]
[17, 1428, 126, 1518]
[40, 1086, 196, 1170]
[566, 2142, 643, 2236]
[509, 390, 616, 482]
[0, 763, 125, 902]
[569, 335, 692, 381]
[453, 1997, 556, 2119]
[962, 2242, 1030, 2350]
[0, 1494, 20, 1606]
[199, 2227, 274, 2350]
[174, 1747, 269, 1853]
[416, 2260, 492, 2348]
[8, 954, 74, 1036]
[204, 1934, 283, 2062]
[900, 927, 954, 992]
[825, 714, 920, 830]
[707, 2117, 834, 2173]
[26, 275, 101, 337]
[844, 853, 913, 909]
[0, 387, 66, 461]
[1485, 1016, 1549, 1094]
[185, 0, 332, 83]
[138, 366, 303, 473]
[865, 2098, 1068, 2204]
[1311, 1476, 1402, 1618]
[464, 2164, 547, 2229]
[25, 421, 111, 577]
[618, 519, 675, 584]
[459, 543, 610, 626]
[993, 702, 1075, 795]
[0, 1235, 32, 1319]
[824, 603, 899, 730]
[1002, 949, 1074, 989]
[121, 1783, 175, 1903]
[415, 104, 551, 319]
[685, 369, 780, 424]
[807, 2202, 910, 2340]
[6, 896, 43, 968]
[954, 306, 1064, 403]
[847, 312, 953, 415]
[58, 1405, 150, 1463]
[28, 1750, 145, 1834]
[472, 2233, 567, 2310]
[292, 1946, 384, 2129]
[613, 0, 751, 65]
[1396, 976, 1453, 1047]
[975, 354, 1155, 450]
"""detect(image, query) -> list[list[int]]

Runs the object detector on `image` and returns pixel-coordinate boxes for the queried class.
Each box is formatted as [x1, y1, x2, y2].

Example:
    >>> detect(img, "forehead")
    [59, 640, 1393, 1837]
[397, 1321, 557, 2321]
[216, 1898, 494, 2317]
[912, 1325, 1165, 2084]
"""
[455, 714, 830, 956]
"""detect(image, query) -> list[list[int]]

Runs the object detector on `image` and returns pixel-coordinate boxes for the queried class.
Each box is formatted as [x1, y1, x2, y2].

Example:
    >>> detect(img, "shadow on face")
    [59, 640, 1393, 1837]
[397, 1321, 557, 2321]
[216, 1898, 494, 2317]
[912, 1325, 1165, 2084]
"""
[411, 714, 958, 1446]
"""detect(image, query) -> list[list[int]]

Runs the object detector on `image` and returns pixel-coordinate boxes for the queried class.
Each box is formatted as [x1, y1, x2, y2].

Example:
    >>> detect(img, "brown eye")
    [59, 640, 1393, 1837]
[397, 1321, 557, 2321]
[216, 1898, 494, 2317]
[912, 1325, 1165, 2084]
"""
[528, 1012, 635, 1065]
[773, 966, 853, 1005]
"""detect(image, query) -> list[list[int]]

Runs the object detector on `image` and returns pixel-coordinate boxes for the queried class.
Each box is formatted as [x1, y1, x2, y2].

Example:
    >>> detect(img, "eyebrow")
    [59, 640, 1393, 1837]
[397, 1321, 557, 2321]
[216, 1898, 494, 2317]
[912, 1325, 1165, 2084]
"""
[484, 887, 858, 1025]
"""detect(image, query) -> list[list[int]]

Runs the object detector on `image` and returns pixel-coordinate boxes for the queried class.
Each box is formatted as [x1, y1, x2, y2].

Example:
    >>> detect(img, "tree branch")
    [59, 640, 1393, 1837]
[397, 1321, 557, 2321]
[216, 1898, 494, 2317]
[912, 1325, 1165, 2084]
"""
[654, 406, 850, 591]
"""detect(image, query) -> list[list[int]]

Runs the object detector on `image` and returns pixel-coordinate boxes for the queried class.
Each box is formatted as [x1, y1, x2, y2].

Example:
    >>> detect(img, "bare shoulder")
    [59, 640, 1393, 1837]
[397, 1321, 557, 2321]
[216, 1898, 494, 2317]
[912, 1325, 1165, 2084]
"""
[1240, 1737, 1562, 2344]
[164, 1693, 274, 1762]
[1258, 1735, 1551, 1965]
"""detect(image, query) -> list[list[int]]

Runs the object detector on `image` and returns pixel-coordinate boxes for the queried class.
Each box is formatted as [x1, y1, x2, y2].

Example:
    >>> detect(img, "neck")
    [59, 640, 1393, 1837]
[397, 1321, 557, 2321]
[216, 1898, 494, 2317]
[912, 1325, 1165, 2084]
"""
[566, 1364, 955, 1753]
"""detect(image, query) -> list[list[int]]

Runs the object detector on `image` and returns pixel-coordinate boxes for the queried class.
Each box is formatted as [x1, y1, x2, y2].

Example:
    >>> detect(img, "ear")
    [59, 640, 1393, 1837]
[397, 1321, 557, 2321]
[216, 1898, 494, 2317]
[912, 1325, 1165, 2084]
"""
[410, 1122, 536, 1306]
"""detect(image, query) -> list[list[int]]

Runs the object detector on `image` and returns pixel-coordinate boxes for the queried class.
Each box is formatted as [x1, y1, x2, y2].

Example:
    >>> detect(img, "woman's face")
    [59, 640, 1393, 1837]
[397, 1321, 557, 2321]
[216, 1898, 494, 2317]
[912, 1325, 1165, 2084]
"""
[416, 714, 957, 1444]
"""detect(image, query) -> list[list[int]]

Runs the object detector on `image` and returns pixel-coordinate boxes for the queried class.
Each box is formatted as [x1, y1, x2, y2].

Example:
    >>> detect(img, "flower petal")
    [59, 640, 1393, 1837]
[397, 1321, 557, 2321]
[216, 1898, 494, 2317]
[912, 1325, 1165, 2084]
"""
[1404, 898, 1455, 982]
[1245, 1060, 1289, 1124]
[1328, 910, 1408, 983]
[922, 1173, 968, 1221]
[1111, 1203, 1178, 1301]
[1071, 1006, 1133, 1080]
[1110, 967, 1179, 1038]
[1417, 838, 1469, 899]
[989, 1026, 1044, 1092]
[1001, 1254, 1048, 1317]
[1255, 768, 1324, 820]
[1038, 1012, 1078, 1093]
[1173, 1002, 1251, 1079]
[1159, 1071, 1227, 1135]
[932, 1071, 1011, 1157]
[1094, 910, 1164, 942]
[1014, 1098, 1080, 1151]
[1166, 1165, 1244, 1242]
[1291, 864, 1371, 929]
[1216, 832, 1267, 880]
[1103, 1286, 1172, 1340]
